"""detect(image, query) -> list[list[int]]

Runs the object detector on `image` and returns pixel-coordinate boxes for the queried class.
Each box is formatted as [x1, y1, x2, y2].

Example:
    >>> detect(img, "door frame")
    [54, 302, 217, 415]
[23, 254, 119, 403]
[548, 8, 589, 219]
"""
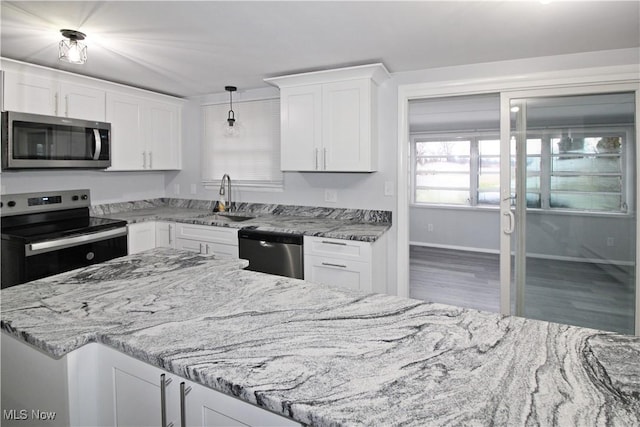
[396, 64, 640, 334]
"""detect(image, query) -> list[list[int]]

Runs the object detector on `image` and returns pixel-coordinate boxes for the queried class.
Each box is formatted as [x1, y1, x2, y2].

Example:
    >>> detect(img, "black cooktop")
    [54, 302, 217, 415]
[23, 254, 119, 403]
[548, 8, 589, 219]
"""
[1, 208, 127, 244]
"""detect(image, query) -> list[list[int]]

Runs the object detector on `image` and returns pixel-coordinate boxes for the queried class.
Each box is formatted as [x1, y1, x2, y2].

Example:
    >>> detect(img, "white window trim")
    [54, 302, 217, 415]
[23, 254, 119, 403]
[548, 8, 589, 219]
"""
[411, 124, 632, 215]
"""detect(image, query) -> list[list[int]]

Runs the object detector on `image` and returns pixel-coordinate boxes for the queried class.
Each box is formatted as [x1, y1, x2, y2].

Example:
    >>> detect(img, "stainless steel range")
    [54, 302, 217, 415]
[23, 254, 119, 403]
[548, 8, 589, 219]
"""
[1, 189, 128, 288]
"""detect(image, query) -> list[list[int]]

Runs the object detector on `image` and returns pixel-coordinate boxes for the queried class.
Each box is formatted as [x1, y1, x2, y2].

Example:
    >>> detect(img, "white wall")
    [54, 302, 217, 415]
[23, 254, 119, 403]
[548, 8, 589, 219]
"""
[0, 170, 166, 204]
[165, 85, 397, 211]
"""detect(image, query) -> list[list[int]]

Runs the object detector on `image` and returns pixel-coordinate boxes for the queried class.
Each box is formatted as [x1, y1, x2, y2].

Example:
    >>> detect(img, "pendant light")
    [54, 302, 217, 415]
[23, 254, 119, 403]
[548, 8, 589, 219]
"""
[224, 86, 240, 137]
[59, 29, 87, 64]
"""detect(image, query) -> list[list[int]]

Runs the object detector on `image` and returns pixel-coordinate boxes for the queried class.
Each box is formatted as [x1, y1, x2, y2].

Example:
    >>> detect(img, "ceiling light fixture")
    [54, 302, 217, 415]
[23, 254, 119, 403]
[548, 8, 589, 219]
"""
[59, 29, 87, 64]
[224, 85, 240, 137]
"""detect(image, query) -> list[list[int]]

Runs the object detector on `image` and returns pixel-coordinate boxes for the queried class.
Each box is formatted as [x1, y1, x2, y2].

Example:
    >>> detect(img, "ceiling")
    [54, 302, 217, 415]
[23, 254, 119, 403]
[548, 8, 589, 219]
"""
[1, 1, 639, 98]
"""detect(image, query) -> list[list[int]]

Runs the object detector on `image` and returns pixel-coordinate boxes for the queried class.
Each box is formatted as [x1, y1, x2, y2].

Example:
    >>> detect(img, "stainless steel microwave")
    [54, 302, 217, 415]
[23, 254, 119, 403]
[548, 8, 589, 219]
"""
[1, 111, 111, 170]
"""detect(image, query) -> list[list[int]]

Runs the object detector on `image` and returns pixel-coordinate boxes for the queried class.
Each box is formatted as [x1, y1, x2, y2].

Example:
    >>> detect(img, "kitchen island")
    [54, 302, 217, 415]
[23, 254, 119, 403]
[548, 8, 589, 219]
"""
[1, 248, 639, 426]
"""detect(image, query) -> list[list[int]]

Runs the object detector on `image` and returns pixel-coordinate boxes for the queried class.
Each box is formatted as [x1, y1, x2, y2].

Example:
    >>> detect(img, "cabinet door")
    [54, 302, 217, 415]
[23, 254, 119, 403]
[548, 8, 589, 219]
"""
[145, 101, 181, 170]
[3, 72, 57, 115]
[175, 237, 205, 253]
[304, 255, 371, 292]
[204, 242, 239, 259]
[183, 377, 300, 427]
[156, 221, 176, 248]
[322, 79, 374, 171]
[59, 83, 106, 121]
[280, 85, 322, 171]
[127, 222, 156, 254]
[106, 92, 145, 170]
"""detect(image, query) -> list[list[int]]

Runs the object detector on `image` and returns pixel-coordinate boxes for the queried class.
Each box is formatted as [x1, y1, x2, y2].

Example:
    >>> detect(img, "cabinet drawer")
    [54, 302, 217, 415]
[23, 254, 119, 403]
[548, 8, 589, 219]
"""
[303, 236, 371, 261]
[175, 238, 239, 259]
[304, 255, 371, 291]
[176, 224, 238, 245]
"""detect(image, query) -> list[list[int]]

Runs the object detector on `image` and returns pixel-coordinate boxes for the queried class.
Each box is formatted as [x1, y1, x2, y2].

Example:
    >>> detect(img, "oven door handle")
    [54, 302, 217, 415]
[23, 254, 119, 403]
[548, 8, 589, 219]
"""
[26, 227, 128, 256]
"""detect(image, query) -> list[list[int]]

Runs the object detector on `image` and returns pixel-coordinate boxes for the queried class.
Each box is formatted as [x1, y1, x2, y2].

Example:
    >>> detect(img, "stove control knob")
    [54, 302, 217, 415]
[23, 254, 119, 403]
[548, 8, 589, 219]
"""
[81, 194, 88, 200]
[7, 201, 16, 207]
[72, 195, 79, 201]
[86, 252, 95, 261]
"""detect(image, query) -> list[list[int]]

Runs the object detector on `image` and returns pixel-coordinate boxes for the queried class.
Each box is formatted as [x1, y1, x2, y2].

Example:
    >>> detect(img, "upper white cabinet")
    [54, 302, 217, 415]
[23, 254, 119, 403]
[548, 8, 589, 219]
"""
[1, 58, 183, 172]
[106, 92, 181, 171]
[3, 71, 106, 121]
[265, 63, 389, 172]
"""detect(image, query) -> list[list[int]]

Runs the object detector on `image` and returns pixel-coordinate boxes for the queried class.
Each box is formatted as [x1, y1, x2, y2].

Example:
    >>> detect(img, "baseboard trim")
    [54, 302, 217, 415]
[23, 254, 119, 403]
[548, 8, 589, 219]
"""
[409, 242, 634, 266]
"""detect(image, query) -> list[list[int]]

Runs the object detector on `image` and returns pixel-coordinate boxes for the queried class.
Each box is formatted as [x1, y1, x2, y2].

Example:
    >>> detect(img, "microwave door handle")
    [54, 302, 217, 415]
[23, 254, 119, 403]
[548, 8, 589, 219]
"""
[92, 129, 102, 160]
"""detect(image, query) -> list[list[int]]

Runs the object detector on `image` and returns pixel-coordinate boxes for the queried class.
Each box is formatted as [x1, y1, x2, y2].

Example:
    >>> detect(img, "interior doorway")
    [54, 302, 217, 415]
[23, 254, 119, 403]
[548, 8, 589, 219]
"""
[398, 72, 639, 336]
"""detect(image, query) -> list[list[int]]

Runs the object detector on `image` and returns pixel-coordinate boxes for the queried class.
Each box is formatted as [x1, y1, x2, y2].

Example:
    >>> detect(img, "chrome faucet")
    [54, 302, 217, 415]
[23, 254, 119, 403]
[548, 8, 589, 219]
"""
[218, 174, 231, 212]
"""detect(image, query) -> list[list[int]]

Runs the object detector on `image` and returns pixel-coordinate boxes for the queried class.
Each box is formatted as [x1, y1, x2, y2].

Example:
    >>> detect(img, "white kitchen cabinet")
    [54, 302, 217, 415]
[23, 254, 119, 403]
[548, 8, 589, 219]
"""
[127, 222, 157, 254]
[146, 100, 181, 170]
[304, 234, 387, 293]
[265, 63, 389, 172]
[175, 223, 239, 258]
[106, 92, 182, 171]
[3, 71, 105, 121]
[155, 221, 176, 248]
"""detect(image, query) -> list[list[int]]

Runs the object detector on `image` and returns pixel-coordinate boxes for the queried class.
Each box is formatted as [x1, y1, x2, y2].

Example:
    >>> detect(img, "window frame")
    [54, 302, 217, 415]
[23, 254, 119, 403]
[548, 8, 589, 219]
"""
[410, 125, 633, 214]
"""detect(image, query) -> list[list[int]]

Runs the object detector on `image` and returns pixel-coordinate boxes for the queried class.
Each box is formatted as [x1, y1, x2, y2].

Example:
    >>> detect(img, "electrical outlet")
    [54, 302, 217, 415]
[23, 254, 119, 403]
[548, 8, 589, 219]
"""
[324, 189, 338, 203]
[427, 223, 434, 232]
[607, 237, 614, 247]
[190, 183, 197, 195]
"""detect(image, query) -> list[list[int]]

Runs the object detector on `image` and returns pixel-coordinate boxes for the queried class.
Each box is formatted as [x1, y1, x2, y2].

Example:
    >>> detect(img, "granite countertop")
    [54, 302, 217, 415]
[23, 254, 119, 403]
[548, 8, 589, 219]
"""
[2, 248, 639, 426]
[96, 206, 391, 242]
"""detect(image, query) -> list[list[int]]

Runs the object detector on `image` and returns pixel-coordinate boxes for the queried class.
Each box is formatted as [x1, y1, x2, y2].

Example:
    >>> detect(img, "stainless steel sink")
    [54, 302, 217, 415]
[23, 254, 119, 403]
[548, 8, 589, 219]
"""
[207, 213, 255, 222]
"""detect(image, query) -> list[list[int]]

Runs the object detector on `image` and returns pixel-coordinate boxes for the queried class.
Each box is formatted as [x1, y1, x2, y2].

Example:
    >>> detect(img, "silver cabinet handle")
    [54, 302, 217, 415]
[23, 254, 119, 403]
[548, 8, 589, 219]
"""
[168, 224, 173, 244]
[322, 262, 347, 268]
[321, 240, 347, 246]
[54, 93, 59, 116]
[149, 151, 153, 169]
[323, 148, 327, 170]
[179, 382, 192, 427]
[142, 151, 147, 169]
[314, 148, 319, 170]
[160, 374, 173, 427]
[199, 243, 204, 253]
[205, 244, 210, 254]
[65, 95, 69, 117]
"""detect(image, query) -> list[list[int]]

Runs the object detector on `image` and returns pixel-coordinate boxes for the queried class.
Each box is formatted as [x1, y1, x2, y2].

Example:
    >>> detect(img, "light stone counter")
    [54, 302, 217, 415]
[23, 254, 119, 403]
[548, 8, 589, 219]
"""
[91, 199, 391, 242]
[1, 248, 638, 426]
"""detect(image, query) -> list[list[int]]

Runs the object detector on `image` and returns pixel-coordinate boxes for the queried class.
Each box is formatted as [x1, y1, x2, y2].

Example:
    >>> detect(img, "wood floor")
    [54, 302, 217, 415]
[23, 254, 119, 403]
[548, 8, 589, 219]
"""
[410, 245, 636, 335]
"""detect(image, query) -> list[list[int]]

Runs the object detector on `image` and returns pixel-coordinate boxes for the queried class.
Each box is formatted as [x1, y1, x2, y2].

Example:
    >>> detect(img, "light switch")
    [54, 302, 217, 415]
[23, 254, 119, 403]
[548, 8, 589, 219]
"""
[384, 181, 394, 196]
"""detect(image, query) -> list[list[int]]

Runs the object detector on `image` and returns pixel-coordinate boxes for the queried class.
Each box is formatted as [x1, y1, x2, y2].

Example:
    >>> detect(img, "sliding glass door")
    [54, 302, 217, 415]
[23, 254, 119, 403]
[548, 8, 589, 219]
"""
[500, 87, 638, 334]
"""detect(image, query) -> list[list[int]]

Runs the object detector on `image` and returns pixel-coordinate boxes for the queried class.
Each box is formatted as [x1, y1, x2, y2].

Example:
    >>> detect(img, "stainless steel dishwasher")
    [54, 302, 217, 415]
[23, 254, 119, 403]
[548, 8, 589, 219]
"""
[238, 228, 304, 279]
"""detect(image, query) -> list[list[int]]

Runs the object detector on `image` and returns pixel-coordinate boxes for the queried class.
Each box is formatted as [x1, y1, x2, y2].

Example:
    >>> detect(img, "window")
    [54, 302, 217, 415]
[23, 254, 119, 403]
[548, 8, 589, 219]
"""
[411, 127, 630, 213]
[202, 98, 282, 189]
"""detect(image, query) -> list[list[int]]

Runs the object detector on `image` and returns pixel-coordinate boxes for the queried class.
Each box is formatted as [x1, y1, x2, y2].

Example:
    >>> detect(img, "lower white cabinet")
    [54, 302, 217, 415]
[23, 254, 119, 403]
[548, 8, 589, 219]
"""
[128, 222, 239, 259]
[304, 235, 387, 293]
[156, 221, 176, 248]
[1, 333, 300, 427]
[128, 222, 157, 254]
[175, 223, 239, 259]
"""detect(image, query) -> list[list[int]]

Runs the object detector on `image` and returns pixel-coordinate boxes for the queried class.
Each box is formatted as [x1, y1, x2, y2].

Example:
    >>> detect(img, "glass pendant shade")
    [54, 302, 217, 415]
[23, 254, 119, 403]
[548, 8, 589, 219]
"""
[224, 85, 240, 137]
[59, 30, 87, 64]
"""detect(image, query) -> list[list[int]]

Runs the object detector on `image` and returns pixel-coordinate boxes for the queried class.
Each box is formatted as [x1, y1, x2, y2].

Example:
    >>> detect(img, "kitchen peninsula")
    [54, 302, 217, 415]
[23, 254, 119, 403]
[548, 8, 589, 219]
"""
[1, 248, 639, 426]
